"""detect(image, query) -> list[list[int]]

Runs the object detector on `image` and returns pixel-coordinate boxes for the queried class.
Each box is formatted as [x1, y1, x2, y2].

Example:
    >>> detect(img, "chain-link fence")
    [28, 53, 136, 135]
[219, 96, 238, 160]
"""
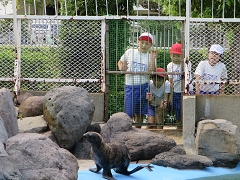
[0, 18, 103, 92]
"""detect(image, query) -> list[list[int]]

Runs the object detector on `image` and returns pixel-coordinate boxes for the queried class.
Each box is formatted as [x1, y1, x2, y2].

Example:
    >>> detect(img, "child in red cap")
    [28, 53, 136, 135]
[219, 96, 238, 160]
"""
[118, 32, 157, 128]
[146, 67, 170, 129]
[167, 43, 193, 128]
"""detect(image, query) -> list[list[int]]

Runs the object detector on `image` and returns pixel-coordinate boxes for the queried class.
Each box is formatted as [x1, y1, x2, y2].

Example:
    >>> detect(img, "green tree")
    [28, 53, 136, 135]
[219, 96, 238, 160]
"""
[58, 0, 134, 16]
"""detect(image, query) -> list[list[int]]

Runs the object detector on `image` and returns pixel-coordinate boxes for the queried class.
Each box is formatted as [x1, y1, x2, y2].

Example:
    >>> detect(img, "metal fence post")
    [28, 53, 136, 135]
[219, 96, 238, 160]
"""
[13, 0, 22, 102]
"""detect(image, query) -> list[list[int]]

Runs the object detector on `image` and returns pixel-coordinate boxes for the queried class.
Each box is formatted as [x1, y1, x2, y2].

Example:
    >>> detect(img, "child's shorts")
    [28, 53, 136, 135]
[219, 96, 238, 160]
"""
[124, 83, 148, 117]
[148, 105, 158, 117]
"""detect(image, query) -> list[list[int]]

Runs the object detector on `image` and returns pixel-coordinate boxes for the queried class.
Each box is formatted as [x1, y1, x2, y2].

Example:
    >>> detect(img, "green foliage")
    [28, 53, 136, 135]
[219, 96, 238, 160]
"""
[108, 20, 130, 117]
[161, 0, 240, 18]
[58, 0, 134, 16]
[0, 45, 61, 91]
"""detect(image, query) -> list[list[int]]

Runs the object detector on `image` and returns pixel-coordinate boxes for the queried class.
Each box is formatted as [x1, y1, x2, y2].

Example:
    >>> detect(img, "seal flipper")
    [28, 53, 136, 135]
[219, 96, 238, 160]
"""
[89, 164, 102, 173]
[114, 164, 154, 175]
[102, 168, 115, 180]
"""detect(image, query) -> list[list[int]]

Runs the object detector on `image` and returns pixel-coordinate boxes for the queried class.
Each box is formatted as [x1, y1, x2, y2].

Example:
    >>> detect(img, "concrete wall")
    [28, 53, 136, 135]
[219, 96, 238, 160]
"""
[183, 95, 240, 154]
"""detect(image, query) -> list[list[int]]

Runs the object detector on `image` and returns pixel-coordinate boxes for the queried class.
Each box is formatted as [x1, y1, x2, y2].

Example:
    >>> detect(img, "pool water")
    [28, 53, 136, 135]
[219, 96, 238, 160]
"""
[77, 162, 240, 180]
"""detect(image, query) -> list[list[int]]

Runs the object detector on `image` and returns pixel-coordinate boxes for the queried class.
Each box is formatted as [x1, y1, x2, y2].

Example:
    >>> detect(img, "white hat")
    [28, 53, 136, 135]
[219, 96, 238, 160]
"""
[138, 32, 153, 43]
[209, 44, 223, 54]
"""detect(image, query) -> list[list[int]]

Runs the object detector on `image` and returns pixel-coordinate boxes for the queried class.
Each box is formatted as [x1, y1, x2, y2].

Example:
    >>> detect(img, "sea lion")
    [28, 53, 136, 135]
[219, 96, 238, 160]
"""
[83, 132, 153, 180]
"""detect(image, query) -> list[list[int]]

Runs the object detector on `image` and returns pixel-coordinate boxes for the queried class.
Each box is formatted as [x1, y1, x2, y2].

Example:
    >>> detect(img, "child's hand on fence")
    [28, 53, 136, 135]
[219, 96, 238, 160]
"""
[118, 60, 128, 71]
[160, 100, 168, 109]
[146, 92, 152, 101]
[150, 50, 157, 59]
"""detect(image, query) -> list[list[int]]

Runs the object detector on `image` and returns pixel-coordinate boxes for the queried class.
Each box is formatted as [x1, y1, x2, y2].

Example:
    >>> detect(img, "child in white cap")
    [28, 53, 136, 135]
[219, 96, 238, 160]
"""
[118, 32, 157, 128]
[195, 44, 228, 95]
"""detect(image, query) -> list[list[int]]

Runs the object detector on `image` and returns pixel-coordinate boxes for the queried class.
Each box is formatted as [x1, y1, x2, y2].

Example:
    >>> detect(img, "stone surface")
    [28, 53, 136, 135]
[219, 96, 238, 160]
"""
[43, 86, 95, 150]
[151, 151, 213, 169]
[0, 88, 19, 138]
[0, 156, 24, 180]
[6, 133, 79, 180]
[17, 92, 33, 105]
[101, 112, 177, 161]
[195, 119, 240, 168]
[18, 96, 45, 118]
[18, 115, 48, 133]
[0, 116, 8, 144]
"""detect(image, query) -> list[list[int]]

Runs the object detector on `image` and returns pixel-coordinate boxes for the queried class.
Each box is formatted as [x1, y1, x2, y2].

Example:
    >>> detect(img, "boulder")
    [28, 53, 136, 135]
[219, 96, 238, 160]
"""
[151, 151, 213, 169]
[17, 92, 33, 105]
[6, 133, 79, 180]
[43, 86, 95, 150]
[18, 115, 48, 133]
[0, 155, 24, 180]
[195, 119, 240, 168]
[73, 141, 92, 159]
[18, 96, 45, 118]
[0, 88, 19, 137]
[101, 112, 177, 161]
[0, 116, 8, 144]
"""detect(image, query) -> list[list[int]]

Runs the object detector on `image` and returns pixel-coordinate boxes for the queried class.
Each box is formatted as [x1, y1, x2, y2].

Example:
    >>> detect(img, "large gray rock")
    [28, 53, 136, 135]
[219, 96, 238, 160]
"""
[0, 116, 8, 144]
[18, 96, 45, 118]
[195, 119, 240, 168]
[43, 86, 95, 150]
[151, 151, 213, 169]
[0, 156, 24, 180]
[101, 112, 176, 161]
[0, 142, 8, 156]
[6, 133, 79, 180]
[0, 88, 19, 137]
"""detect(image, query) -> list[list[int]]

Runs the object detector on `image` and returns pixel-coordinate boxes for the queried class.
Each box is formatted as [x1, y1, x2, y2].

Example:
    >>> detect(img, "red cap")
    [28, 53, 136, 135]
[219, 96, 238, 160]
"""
[138, 32, 153, 43]
[156, 68, 166, 78]
[170, 43, 182, 54]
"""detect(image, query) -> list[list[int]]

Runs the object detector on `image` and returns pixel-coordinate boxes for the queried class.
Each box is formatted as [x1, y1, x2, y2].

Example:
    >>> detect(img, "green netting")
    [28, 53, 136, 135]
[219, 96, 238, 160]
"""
[107, 20, 183, 127]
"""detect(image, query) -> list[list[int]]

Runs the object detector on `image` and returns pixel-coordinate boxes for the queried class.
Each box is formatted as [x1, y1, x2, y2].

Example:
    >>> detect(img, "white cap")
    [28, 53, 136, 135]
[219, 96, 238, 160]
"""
[138, 32, 153, 43]
[209, 44, 223, 54]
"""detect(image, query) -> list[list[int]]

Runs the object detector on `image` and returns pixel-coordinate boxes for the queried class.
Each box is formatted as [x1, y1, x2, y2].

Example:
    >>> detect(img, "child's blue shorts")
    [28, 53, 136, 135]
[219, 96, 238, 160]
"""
[148, 105, 157, 116]
[124, 83, 148, 117]
[168, 92, 181, 121]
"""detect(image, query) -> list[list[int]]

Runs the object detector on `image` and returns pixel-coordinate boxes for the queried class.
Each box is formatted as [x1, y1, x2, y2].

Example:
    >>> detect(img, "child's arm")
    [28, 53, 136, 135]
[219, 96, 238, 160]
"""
[149, 50, 157, 72]
[168, 78, 173, 105]
[195, 75, 201, 95]
[219, 78, 227, 95]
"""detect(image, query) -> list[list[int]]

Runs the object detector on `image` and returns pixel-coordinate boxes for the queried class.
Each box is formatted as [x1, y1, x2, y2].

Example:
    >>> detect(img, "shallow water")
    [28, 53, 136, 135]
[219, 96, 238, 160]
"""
[77, 163, 240, 180]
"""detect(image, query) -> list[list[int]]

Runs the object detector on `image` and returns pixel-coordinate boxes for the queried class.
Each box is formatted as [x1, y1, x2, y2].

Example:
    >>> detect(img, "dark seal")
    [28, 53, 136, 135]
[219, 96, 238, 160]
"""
[83, 132, 153, 180]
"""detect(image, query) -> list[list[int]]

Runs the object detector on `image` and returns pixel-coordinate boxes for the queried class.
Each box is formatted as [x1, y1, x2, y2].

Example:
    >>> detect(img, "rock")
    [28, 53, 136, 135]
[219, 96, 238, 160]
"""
[0, 142, 8, 156]
[73, 141, 92, 159]
[41, 131, 58, 144]
[0, 117, 8, 144]
[43, 86, 95, 150]
[169, 145, 186, 155]
[151, 151, 213, 169]
[195, 119, 240, 168]
[17, 92, 33, 105]
[101, 112, 177, 161]
[18, 115, 48, 133]
[86, 123, 101, 133]
[0, 88, 19, 137]
[6, 133, 79, 180]
[0, 155, 24, 180]
[18, 96, 45, 118]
